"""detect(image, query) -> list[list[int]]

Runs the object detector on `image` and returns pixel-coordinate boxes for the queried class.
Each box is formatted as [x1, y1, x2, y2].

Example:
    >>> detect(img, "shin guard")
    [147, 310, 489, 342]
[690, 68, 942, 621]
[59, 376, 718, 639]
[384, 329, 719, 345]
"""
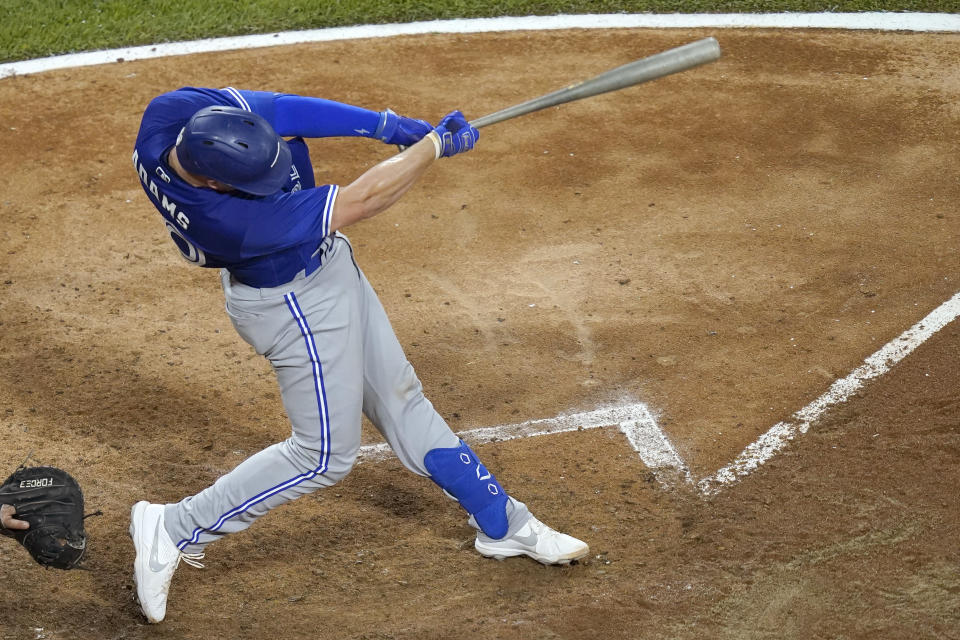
[423, 440, 509, 539]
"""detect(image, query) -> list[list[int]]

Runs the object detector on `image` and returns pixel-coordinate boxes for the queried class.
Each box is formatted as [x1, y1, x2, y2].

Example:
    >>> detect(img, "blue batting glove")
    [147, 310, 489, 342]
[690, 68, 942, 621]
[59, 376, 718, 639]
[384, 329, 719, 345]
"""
[433, 110, 479, 158]
[375, 109, 433, 147]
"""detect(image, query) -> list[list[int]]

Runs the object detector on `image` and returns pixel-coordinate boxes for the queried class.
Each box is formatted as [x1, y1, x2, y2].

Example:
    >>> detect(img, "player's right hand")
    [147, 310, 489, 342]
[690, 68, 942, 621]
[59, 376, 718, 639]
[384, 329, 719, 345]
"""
[433, 110, 478, 158]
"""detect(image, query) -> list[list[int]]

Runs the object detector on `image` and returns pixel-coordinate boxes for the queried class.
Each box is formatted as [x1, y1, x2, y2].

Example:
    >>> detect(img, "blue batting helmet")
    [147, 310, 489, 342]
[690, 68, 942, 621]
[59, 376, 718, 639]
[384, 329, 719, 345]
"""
[176, 106, 292, 196]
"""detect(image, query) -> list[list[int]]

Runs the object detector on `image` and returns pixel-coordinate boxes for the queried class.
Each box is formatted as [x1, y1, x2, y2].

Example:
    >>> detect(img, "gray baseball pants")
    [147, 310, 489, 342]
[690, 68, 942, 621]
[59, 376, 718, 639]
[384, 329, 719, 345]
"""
[163, 233, 529, 553]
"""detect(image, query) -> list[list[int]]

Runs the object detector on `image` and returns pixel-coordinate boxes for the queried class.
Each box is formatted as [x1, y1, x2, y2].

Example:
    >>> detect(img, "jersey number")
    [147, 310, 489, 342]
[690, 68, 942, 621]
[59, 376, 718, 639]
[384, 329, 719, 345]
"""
[165, 221, 206, 266]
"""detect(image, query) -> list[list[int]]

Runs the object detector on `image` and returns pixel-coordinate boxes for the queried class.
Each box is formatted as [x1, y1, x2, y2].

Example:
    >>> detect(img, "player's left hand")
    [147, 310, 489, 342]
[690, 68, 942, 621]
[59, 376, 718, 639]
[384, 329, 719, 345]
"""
[375, 109, 432, 147]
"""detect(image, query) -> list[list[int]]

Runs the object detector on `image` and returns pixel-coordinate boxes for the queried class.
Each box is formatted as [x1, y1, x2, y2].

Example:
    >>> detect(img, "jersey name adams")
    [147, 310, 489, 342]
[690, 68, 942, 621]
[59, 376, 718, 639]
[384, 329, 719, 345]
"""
[132, 148, 191, 231]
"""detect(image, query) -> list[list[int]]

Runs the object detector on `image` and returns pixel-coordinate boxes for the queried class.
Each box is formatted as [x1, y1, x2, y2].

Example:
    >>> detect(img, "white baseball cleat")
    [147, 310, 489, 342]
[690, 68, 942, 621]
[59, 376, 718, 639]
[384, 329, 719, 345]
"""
[474, 515, 589, 565]
[129, 501, 204, 623]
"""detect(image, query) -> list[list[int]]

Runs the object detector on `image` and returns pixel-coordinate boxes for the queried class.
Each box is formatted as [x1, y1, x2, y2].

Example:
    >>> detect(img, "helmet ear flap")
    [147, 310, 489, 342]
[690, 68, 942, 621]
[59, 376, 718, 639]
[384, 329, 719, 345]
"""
[177, 106, 292, 196]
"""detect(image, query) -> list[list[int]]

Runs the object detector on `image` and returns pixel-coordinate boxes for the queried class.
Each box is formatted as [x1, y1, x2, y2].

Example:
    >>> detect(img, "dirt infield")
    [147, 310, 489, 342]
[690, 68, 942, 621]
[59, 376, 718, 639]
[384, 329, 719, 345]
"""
[0, 26, 958, 639]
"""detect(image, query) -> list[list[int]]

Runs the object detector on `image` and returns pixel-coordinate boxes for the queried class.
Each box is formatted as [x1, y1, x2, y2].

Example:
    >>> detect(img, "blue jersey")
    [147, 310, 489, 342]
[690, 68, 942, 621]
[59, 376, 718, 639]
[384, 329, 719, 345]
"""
[133, 87, 381, 288]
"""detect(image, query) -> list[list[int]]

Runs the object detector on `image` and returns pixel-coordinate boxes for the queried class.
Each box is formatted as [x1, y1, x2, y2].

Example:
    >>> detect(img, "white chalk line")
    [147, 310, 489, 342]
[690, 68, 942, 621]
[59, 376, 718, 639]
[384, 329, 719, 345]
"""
[357, 291, 960, 495]
[3, 12, 959, 78]
[358, 402, 691, 485]
[698, 291, 960, 495]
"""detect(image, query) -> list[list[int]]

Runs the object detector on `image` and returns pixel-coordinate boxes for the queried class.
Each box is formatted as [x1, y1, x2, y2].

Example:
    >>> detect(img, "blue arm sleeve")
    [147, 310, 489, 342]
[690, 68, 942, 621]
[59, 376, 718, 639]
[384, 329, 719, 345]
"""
[225, 88, 382, 139]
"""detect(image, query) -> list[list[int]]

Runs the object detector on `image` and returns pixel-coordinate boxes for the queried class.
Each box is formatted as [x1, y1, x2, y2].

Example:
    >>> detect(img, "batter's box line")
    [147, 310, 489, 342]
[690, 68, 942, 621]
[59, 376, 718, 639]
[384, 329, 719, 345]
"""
[357, 403, 692, 487]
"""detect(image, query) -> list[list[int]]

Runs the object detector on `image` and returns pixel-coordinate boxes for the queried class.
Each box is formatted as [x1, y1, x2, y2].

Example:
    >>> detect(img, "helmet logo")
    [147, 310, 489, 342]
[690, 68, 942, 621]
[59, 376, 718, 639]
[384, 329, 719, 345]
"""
[269, 141, 282, 168]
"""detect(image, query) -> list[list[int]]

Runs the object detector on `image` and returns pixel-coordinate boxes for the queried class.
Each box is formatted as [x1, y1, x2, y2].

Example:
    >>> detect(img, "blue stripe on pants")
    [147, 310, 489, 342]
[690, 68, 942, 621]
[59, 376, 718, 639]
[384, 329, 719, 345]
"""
[176, 291, 331, 549]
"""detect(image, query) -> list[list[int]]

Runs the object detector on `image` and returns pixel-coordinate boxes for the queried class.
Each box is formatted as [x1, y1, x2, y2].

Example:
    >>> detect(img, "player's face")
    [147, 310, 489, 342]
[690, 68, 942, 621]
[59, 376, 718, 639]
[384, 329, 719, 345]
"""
[204, 179, 236, 193]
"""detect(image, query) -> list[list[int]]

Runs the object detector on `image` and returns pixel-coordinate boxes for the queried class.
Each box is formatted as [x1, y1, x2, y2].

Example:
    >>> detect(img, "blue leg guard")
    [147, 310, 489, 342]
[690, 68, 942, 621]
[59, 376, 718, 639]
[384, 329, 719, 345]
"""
[423, 440, 509, 539]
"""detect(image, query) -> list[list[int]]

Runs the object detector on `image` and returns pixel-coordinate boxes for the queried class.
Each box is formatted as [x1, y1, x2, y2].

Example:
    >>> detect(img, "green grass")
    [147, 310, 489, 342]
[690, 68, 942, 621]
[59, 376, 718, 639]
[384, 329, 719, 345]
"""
[1, 0, 957, 63]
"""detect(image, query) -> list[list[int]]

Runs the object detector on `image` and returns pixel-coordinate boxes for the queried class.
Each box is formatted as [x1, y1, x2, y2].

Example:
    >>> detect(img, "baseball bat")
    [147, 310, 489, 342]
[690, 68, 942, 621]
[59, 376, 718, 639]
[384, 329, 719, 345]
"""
[469, 37, 721, 129]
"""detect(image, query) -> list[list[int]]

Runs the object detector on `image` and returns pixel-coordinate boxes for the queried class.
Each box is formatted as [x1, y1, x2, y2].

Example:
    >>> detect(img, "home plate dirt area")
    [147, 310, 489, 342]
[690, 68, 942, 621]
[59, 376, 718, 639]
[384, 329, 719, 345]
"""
[0, 26, 957, 640]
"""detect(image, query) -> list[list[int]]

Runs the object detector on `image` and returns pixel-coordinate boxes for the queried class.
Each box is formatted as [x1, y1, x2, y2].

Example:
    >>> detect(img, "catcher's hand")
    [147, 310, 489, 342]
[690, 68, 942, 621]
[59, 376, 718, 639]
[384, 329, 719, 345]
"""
[0, 466, 88, 569]
[1, 504, 29, 529]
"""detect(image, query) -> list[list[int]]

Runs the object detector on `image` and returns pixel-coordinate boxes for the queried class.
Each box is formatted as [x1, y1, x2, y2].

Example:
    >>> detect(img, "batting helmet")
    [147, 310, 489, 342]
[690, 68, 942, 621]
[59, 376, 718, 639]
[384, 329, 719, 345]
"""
[176, 106, 292, 196]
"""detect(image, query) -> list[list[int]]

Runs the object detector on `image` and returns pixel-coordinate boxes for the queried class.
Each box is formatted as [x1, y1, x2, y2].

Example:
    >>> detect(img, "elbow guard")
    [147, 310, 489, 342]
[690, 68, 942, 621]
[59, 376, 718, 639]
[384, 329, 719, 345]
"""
[424, 440, 509, 539]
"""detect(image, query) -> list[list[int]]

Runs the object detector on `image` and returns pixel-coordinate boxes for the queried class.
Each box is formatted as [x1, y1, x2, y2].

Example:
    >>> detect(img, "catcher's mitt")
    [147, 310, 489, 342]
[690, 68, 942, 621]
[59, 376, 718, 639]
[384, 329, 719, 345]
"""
[0, 466, 88, 569]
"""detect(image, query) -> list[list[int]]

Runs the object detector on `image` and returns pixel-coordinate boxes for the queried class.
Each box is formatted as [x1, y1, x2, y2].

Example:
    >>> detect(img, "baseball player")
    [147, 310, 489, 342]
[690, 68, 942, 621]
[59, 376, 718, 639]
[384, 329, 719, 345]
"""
[129, 86, 589, 623]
